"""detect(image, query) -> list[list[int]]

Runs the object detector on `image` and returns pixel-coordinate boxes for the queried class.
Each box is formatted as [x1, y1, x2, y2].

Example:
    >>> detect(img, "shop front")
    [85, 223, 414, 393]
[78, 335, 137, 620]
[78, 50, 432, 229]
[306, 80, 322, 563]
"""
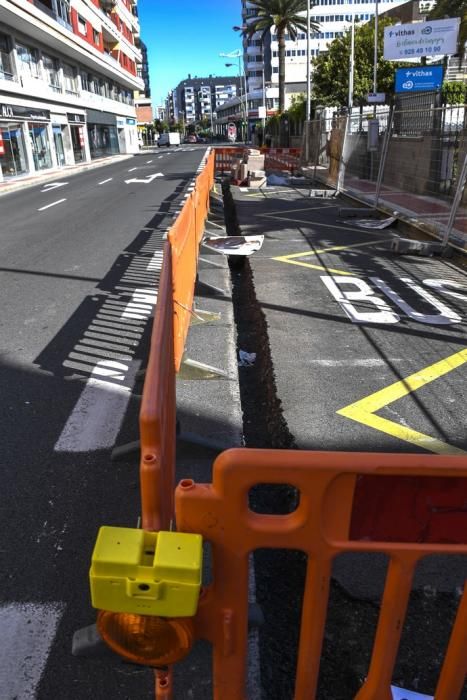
[67, 113, 87, 163]
[0, 121, 28, 178]
[0, 103, 51, 179]
[86, 109, 119, 159]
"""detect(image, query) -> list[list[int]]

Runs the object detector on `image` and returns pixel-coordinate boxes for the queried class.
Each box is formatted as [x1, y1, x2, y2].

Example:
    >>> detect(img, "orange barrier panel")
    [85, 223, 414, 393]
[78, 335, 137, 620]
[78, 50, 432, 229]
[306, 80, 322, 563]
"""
[139, 241, 175, 533]
[168, 152, 215, 370]
[168, 194, 197, 372]
[214, 147, 246, 173]
[260, 147, 301, 173]
[176, 449, 467, 700]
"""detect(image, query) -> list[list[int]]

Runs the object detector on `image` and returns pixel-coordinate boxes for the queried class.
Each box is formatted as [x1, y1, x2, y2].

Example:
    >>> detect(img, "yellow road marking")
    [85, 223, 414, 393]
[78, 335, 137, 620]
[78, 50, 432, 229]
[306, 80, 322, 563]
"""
[273, 239, 387, 276]
[337, 348, 467, 454]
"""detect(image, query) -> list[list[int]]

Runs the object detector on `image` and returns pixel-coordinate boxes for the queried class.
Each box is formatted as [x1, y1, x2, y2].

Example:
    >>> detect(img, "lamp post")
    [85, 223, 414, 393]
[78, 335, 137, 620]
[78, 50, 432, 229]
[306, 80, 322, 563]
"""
[221, 49, 248, 143]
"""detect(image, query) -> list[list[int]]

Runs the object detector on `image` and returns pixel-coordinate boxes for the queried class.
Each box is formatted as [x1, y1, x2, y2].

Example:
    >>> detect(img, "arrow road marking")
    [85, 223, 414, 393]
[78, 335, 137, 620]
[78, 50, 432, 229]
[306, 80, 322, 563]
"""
[337, 348, 467, 454]
[125, 173, 164, 184]
[40, 181, 68, 192]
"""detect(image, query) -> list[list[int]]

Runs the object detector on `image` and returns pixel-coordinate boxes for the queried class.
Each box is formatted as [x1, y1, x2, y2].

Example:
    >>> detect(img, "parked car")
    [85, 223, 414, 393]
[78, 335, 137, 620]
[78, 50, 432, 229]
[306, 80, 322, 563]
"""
[158, 132, 181, 147]
[185, 134, 197, 144]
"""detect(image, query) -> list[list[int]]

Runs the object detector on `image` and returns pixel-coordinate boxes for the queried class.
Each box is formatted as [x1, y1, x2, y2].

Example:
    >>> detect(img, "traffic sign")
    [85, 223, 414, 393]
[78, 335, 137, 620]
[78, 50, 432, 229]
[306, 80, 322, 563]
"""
[395, 66, 443, 93]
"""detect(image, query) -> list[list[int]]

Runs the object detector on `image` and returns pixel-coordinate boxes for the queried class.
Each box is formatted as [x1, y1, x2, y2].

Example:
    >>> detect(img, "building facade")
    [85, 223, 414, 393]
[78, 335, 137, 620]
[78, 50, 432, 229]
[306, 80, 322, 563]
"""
[169, 74, 242, 127]
[0, 0, 144, 182]
[241, 0, 410, 115]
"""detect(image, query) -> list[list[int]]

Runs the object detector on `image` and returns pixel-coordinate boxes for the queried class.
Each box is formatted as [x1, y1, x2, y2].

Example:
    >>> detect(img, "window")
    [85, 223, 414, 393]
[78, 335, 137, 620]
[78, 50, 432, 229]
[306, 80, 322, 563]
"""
[77, 15, 87, 35]
[0, 32, 13, 80]
[16, 43, 40, 78]
[93, 29, 100, 45]
[43, 54, 61, 91]
[80, 71, 89, 91]
[55, 0, 71, 26]
[63, 63, 77, 94]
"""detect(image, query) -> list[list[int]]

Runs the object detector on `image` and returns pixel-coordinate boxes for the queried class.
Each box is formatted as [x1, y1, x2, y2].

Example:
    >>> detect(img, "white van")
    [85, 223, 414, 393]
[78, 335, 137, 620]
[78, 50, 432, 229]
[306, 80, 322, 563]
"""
[158, 132, 181, 147]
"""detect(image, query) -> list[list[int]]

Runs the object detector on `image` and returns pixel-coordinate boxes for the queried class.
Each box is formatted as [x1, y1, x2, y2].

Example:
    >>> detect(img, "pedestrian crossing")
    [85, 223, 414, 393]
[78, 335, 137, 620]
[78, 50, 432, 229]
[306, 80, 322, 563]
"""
[0, 602, 64, 700]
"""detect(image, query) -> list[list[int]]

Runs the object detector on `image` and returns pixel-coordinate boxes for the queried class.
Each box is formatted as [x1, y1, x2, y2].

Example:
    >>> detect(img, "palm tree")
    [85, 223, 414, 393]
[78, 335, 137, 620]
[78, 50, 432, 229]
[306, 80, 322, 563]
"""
[241, 0, 319, 113]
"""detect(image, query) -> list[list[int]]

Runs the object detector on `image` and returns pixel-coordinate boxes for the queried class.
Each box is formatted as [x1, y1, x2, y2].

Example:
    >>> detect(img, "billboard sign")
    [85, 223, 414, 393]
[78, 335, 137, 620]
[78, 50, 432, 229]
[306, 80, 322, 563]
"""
[227, 122, 237, 142]
[395, 66, 444, 93]
[384, 17, 460, 60]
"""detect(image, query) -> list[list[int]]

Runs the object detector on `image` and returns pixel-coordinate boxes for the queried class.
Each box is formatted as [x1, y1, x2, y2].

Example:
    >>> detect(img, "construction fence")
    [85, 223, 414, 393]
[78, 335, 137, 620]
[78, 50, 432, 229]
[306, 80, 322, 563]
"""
[302, 101, 467, 247]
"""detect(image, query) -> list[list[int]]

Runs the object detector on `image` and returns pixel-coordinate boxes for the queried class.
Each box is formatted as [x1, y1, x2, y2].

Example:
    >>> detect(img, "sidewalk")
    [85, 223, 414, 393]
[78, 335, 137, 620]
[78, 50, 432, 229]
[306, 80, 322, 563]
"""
[0, 153, 134, 197]
[301, 164, 467, 248]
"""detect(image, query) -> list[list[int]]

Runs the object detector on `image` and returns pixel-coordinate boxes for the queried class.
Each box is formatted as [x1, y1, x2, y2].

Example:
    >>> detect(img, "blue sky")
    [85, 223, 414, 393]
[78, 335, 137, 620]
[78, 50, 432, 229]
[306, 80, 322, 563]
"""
[138, 0, 243, 107]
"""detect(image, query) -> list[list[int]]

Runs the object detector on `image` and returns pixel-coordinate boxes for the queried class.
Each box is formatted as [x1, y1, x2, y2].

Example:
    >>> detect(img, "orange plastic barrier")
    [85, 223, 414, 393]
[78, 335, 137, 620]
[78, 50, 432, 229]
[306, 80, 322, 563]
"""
[168, 151, 215, 371]
[214, 146, 246, 173]
[139, 241, 175, 533]
[260, 147, 301, 173]
[139, 152, 216, 531]
[176, 449, 467, 700]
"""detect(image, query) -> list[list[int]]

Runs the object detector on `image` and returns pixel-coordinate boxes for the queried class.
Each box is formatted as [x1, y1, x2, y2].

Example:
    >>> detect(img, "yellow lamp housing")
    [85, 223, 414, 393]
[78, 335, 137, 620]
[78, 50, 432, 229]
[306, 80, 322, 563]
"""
[90, 527, 203, 618]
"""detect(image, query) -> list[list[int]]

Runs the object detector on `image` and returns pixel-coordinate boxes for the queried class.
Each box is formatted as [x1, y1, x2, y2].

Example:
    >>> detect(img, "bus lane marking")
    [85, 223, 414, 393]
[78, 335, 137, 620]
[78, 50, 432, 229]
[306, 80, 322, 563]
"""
[337, 348, 467, 455]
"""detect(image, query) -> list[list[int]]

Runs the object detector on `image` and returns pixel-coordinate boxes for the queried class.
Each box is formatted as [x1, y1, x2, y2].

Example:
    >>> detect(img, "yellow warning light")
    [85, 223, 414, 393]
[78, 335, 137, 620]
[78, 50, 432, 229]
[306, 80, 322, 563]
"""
[97, 610, 195, 666]
[90, 527, 203, 618]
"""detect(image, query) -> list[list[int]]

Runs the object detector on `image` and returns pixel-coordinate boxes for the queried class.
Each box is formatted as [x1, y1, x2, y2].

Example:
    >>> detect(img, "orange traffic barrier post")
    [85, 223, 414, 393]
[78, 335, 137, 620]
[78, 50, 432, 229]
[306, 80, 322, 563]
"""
[175, 449, 467, 700]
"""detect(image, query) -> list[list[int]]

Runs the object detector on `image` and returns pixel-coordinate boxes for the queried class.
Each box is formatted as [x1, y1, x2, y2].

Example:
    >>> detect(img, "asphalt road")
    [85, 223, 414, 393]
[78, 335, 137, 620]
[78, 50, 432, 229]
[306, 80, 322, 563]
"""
[0, 145, 209, 700]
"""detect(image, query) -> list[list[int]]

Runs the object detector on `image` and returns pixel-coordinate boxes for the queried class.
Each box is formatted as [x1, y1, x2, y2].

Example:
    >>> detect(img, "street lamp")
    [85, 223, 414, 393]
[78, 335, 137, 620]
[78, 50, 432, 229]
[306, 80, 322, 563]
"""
[220, 49, 248, 142]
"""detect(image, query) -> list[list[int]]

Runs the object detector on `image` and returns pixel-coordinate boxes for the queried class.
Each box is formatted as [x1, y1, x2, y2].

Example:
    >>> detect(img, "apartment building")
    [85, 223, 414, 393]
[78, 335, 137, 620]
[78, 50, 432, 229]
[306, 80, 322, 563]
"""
[171, 74, 242, 126]
[0, 0, 144, 182]
[241, 0, 409, 114]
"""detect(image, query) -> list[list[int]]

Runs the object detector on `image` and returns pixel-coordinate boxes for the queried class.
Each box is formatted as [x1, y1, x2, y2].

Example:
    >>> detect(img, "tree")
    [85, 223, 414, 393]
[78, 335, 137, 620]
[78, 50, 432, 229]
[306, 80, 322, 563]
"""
[240, 0, 319, 113]
[429, 0, 467, 58]
[312, 17, 406, 107]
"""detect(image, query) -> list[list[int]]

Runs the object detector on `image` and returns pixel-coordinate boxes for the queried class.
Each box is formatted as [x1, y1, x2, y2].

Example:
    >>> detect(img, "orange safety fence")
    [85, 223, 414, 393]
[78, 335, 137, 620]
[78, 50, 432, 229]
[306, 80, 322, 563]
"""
[139, 240, 175, 533]
[260, 147, 301, 173]
[214, 146, 246, 173]
[176, 448, 467, 700]
[168, 150, 215, 371]
[139, 151, 216, 531]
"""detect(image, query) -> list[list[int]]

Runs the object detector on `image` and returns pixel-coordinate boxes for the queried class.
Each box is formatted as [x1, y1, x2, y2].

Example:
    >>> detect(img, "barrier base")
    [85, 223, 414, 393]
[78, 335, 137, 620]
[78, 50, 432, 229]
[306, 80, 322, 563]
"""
[391, 239, 450, 257]
[111, 440, 140, 461]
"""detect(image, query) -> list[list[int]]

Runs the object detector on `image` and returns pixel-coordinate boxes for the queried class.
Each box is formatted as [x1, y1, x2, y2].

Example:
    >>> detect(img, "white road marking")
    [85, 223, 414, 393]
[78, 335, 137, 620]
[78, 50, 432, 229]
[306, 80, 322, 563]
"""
[38, 198, 67, 211]
[98, 178, 113, 185]
[128, 167, 137, 172]
[125, 173, 164, 184]
[55, 246, 164, 452]
[146, 160, 153, 163]
[54, 374, 134, 451]
[158, 155, 163, 159]
[41, 182, 68, 192]
[0, 602, 64, 699]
